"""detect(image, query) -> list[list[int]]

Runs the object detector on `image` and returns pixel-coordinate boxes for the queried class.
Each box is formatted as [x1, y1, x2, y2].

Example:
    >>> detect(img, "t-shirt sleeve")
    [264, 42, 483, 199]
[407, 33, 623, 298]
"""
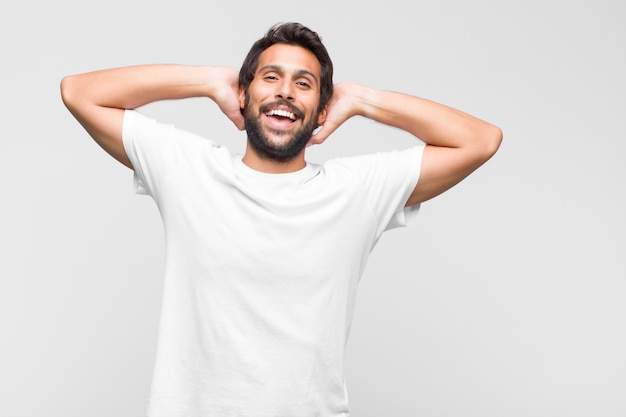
[340, 145, 425, 237]
[122, 109, 218, 198]
[122, 109, 176, 196]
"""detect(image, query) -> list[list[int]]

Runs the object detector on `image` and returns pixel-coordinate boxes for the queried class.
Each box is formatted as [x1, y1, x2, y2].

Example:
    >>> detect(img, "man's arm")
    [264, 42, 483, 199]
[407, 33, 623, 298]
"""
[309, 83, 503, 206]
[60, 65, 244, 169]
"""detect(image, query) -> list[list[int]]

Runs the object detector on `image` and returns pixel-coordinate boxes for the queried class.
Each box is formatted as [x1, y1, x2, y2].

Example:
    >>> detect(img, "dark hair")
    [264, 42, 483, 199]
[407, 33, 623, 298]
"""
[239, 22, 334, 112]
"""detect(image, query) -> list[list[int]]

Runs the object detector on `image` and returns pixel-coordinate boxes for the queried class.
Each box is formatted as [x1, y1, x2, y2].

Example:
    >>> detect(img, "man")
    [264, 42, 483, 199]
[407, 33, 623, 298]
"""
[61, 22, 501, 417]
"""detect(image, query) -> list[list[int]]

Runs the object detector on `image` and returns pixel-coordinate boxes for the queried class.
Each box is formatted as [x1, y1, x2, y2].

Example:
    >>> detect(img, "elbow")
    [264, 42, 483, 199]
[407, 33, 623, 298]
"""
[483, 124, 503, 160]
[469, 124, 502, 168]
[60, 76, 72, 107]
[60, 75, 80, 110]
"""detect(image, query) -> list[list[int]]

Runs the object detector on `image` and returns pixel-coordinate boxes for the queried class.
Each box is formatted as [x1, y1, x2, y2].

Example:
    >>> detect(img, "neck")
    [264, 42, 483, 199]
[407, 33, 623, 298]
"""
[242, 142, 307, 173]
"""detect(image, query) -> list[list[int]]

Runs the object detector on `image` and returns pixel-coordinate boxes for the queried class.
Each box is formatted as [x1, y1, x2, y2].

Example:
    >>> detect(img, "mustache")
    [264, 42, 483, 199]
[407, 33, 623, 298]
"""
[259, 100, 305, 120]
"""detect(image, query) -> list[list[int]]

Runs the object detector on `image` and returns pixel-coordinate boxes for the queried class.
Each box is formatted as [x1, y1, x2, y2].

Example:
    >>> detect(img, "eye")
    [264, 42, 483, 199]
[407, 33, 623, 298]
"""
[296, 80, 311, 89]
[264, 74, 278, 81]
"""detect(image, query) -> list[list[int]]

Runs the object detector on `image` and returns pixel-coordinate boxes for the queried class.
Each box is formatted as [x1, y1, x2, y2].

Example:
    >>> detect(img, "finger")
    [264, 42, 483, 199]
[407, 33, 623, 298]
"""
[228, 111, 246, 131]
[234, 116, 245, 131]
[308, 120, 339, 146]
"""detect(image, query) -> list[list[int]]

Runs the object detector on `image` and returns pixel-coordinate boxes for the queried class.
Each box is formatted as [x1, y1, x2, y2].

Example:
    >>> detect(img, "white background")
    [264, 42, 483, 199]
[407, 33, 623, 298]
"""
[1, 0, 624, 416]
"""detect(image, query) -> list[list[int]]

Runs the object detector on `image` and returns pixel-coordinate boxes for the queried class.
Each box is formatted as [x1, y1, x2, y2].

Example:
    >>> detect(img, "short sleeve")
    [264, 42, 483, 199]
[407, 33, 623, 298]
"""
[335, 145, 424, 237]
[122, 109, 221, 198]
[122, 110, 171, 196]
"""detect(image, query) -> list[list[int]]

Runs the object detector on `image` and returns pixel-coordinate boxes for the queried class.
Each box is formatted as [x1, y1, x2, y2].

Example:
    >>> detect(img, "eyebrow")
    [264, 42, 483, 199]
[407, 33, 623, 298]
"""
[259, 64, 319, 85]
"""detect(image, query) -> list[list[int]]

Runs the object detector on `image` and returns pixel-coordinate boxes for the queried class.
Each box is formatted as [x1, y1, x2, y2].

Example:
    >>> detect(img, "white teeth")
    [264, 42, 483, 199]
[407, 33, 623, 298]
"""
[266, 109, 296, 120]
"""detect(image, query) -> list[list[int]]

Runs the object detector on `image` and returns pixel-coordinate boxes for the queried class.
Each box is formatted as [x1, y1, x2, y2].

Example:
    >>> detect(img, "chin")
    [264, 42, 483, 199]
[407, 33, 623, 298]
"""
[246, 122, 312, 163]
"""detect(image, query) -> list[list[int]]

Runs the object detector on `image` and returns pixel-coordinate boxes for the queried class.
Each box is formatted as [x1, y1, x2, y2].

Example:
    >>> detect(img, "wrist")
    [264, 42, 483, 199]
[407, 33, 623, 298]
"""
[204, 66, 239, 101]
[345, 83, 378, 118]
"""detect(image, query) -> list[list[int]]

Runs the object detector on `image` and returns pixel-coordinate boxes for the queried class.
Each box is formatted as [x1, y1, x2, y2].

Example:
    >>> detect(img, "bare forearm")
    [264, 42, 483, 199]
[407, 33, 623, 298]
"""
[60, 64, 223, 110]
[347, 83, 501, 150]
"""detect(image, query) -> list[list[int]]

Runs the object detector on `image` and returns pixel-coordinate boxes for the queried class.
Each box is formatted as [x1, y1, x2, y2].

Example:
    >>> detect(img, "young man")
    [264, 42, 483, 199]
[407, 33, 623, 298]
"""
[61, 22, 501, 417]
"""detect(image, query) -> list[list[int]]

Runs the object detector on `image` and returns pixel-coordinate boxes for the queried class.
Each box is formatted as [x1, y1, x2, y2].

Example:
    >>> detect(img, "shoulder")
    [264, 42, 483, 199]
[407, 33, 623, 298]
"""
[123, 110, 234, 182]
[124, 110, 227, 156]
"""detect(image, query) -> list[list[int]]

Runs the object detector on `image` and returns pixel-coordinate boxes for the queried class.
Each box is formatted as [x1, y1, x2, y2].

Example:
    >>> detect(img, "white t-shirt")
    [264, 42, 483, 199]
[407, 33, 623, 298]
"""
[122, 109, 424, 417]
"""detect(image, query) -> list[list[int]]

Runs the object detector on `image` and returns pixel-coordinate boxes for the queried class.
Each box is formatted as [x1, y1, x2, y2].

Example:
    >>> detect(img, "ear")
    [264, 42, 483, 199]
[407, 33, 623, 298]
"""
[316, 106, 328, 125]
[238, 85, 246, 110]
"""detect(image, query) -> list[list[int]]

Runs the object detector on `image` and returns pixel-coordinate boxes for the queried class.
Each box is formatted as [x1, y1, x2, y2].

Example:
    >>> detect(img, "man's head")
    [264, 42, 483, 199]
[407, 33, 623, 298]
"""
[238, 23, 334, 163]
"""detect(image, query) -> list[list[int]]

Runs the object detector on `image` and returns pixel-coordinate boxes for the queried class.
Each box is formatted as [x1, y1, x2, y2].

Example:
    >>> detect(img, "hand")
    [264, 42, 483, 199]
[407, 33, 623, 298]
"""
[209, 67, 245, 131]
[308, 82, 363, 146]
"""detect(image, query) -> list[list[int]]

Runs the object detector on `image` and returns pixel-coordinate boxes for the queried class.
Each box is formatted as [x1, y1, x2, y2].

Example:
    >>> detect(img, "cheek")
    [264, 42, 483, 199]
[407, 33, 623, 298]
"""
[306, 102, 322, 121]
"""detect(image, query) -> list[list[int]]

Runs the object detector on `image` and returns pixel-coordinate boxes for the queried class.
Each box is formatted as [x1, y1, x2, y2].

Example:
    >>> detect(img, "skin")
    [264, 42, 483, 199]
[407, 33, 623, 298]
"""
[240, 44, 327, 172]
[60, 43, 502, 206]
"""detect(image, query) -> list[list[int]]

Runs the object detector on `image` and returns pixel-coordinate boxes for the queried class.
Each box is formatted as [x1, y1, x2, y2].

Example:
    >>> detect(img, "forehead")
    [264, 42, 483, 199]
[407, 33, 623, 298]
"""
[256, 44, 321, 79]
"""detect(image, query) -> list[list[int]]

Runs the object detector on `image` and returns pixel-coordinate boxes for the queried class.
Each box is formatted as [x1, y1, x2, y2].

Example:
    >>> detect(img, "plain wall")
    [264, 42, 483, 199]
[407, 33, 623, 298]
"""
[1, 0, 624, 416]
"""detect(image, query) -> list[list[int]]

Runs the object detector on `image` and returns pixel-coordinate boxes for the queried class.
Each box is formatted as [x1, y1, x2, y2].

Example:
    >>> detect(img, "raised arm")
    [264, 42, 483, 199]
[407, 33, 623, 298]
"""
[60, 65, 244, 169]
[309, 82, 502, 206]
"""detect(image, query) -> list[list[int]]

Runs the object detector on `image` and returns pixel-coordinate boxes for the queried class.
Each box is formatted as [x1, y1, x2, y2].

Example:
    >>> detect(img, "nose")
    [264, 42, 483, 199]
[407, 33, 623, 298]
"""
[275, 79, 295, 101]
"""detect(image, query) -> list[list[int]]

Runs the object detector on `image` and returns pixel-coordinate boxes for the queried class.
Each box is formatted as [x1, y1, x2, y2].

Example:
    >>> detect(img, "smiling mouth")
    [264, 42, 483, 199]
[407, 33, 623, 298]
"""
[261, 101, 304, 125]
[265, 109, 297, 121]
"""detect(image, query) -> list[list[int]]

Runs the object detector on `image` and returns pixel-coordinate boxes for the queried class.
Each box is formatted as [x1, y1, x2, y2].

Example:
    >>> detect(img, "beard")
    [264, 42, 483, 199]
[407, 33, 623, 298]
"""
[243, 97, 320, 163]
